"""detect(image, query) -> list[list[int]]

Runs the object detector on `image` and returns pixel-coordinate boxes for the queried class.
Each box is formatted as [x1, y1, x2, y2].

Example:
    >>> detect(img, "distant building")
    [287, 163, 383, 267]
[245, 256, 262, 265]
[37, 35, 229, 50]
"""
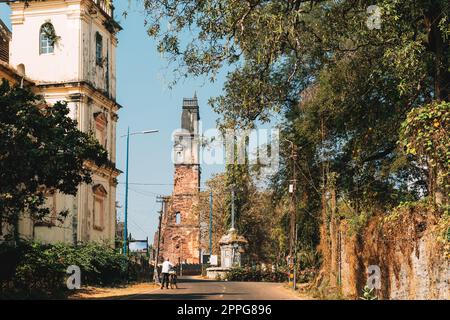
[0, 19, 33, 86]
[115, 221, 124, 249]
[0, 0, 122, 245]
[155, 96, 201, 264]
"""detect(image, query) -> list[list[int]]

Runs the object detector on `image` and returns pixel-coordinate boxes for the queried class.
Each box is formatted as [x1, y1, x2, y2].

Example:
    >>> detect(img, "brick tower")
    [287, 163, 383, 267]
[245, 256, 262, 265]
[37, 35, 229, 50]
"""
[158, 95, 201, 264]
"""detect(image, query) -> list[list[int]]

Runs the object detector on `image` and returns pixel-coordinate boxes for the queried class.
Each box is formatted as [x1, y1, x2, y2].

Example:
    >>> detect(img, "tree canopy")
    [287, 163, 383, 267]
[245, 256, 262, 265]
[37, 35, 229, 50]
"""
[143, 0, 449, 260]
[0, 80, 108, 238]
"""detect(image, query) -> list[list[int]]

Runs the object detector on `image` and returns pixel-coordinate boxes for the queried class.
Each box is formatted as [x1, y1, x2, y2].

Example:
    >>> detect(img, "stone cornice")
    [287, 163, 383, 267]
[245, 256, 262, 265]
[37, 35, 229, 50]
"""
[85, 159, 121, 178]
[37, 80, 123, 111]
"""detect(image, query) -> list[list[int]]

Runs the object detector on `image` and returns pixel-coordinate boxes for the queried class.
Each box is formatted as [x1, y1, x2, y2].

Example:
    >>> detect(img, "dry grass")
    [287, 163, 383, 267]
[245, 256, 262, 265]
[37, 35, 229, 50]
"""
[68, 282, 159, 299]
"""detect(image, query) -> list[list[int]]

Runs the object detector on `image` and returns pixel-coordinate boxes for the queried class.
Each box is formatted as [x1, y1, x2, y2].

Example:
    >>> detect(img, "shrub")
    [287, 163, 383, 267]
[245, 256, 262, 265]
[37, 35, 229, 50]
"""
[75, 242, 130, 286]
[0, 240, 144, 298]
[0, 241, 67, 297]
[225, 266, 288, 282]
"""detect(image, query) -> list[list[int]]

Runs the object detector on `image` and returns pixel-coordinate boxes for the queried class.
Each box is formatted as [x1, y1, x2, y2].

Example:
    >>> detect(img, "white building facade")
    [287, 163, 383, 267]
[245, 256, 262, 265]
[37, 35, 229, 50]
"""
[5, 0, 122, 244]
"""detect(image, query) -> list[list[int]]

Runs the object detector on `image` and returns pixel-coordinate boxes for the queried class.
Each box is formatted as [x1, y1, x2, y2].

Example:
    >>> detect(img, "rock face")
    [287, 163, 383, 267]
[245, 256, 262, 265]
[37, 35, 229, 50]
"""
[338, 208, 449, 300]
[157, 96, 201, 264]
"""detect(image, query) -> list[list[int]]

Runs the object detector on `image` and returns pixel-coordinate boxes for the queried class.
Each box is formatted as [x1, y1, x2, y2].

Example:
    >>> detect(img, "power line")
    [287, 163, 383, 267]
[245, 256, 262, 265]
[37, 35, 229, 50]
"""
[128, 187, 160, 197]
[118, 182, 173, 186]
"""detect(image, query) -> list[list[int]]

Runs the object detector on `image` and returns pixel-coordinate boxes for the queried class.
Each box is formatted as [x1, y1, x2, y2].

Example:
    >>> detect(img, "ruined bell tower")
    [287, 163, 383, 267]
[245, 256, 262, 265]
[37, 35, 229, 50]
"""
[158, 95, 201, 264]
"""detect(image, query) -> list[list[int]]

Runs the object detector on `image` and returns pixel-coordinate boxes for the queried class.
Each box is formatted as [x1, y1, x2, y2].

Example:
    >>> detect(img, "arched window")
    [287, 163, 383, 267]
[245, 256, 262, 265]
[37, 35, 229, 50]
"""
[92, 184, 108, 231]
[175, 212, 181, 225]
[96, 32, 103, 66]
[40, 23, 55, 54]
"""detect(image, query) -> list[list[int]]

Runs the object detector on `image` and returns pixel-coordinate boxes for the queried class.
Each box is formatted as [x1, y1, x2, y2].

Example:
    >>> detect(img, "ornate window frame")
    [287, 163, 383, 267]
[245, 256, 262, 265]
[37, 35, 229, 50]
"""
[92, 184, 108, 231]
[93, 112, 108, 147]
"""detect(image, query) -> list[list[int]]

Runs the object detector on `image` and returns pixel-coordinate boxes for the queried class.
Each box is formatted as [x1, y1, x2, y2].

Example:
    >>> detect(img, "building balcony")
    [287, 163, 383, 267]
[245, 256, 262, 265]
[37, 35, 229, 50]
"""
[93, 0, 114, 19]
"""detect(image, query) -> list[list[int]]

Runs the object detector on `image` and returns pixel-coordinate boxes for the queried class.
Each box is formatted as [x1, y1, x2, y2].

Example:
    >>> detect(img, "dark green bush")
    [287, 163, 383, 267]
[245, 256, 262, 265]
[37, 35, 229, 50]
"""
[74, 242, 130, 286]
[225, 267, 288, 282]
[0, 240, 144, 298]
[4, 242, 67, 296]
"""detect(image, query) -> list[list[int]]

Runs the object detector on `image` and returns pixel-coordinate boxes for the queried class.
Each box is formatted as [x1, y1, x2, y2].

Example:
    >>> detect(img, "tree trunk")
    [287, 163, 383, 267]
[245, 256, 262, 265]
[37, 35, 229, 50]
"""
[424, 2, 449, 205]
[425, 3, 450, 102]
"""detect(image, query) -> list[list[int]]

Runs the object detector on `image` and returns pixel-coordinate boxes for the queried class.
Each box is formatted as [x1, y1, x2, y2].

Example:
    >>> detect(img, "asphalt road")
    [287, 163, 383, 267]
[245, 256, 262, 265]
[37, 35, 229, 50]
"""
[119, 277, 302, 300]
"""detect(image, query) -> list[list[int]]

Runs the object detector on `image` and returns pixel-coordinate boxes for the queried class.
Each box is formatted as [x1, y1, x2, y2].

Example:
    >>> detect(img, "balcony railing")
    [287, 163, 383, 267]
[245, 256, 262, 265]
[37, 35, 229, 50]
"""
[94, 0, 114, 18]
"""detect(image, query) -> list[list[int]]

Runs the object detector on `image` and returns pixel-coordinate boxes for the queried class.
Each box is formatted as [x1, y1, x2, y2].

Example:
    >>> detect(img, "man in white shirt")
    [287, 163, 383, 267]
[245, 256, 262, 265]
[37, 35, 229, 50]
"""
[160, 258, 173, 289]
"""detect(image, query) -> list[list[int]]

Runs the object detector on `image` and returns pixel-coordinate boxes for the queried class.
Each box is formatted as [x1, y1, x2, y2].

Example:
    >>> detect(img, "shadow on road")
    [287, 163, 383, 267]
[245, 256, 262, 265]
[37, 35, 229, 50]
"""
[115, 292, 240, 300]
[175, 277, 219, 283]
[99, 277, 243, 300]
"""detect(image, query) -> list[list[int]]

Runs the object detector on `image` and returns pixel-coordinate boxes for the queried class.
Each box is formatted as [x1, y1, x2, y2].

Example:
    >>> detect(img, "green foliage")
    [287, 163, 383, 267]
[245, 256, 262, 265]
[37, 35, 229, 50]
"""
[41, 21, 60, 45]
[225, 266, 287, 283]
[198, 173, 283, 263]
[144, 0, 450, 272]
[360, 285, 378, 300]
[297, 249, 320, 270]
[0, 241, 140, 298]
[400, 101, 449, 196]
[0, 80, 108, 237]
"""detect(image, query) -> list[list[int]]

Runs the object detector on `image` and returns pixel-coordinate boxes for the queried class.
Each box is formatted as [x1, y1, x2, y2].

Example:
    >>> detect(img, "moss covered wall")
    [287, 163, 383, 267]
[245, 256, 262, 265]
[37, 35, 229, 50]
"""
[339, 207, 449, 299]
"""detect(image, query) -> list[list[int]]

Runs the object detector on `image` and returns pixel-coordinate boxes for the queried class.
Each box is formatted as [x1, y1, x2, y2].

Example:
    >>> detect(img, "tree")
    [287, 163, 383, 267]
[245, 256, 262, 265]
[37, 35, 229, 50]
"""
[197, 172, 283, 263]
[144, 0, 449, 203]
[400, 101, 450, 207]
[0, 80, 108, 239]
[143, 0, 448, 190]
[143, 0, 450, 273]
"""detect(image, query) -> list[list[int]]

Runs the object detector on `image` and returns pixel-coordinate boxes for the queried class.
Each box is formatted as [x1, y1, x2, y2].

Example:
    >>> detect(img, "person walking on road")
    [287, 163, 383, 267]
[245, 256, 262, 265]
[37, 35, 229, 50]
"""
[160, 258, 173, 289]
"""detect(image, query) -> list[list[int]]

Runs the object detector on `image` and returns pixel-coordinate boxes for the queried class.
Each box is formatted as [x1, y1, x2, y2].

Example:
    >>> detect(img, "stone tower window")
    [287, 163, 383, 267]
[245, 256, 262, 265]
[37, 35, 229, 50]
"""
[39, 23, 55, 55]
[174, 143, 183, 163]
[175, 212, 181, 225]
[96, 32, 103, 66]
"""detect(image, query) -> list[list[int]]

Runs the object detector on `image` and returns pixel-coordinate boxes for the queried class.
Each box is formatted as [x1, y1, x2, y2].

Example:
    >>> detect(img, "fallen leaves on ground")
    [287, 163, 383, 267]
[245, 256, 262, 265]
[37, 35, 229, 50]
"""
[68, 282, 159, 299]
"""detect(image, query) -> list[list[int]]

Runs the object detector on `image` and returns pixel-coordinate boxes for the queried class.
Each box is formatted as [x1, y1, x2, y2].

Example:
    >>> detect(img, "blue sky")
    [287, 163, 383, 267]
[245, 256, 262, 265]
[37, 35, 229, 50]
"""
[0, 1, 226, 244]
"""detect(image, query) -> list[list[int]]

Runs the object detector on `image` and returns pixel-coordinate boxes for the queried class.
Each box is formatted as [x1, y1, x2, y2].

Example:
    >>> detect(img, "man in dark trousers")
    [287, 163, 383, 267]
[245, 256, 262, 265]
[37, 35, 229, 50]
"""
[160, 258, 173, 289]
[169, 267, 178, 289]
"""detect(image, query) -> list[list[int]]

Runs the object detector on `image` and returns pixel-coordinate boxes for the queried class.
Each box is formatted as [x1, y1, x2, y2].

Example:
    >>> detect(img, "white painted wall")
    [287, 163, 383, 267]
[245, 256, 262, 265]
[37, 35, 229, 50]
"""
[9, 0, 119, 245]
[10, 1, 82, 84]
[10, 0, 117, 99]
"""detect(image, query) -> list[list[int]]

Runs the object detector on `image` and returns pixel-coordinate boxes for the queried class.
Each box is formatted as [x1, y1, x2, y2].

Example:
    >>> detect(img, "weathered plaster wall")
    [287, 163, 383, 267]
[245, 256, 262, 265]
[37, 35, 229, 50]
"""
[10, 0, 117, 99]
[339, 209, 449, 300]
[10, 1, 82, 83]
[4, 1, 120, 246]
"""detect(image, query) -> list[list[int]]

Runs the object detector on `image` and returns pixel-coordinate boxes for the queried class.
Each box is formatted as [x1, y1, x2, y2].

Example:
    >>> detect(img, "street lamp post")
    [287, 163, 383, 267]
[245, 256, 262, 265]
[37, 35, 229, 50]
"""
[122, 127, 159, 256]
[209, 191, 213, 257]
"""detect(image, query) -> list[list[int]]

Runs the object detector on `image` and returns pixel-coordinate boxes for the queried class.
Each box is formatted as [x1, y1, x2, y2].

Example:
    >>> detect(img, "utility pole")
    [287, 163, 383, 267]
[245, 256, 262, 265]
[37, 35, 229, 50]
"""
[153, 196, 164, 284]
[123, 127, 130, 256]
[293, 223, 298, 290]
[286, 140, 297, 259]
[209, 191, 213, 257]
[285, 139, 297, 287]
